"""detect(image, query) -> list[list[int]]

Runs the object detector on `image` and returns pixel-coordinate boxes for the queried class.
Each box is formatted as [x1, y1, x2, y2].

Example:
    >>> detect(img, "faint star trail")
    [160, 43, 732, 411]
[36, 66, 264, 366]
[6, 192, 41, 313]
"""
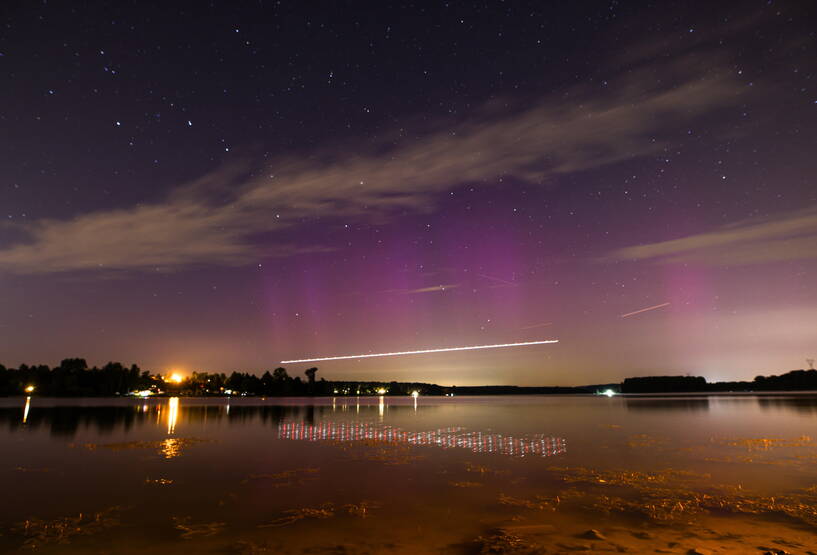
[478, 274, 518, 286]
[620, 302, 671, 318]
[519, 322, 553, 330]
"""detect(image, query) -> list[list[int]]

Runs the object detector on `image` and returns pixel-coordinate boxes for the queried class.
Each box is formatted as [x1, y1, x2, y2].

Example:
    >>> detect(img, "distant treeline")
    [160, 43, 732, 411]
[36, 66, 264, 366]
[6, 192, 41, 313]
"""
[621, 369, 817, 393]
[0, 359, 152, 397]
[3, 358, 816, 396]
[0, 359, 449, 397]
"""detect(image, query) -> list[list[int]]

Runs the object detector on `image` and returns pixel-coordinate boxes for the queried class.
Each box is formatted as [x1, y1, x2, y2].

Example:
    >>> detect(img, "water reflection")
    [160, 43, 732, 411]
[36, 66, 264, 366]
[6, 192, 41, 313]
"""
[624, 397, 710, 412]
[0, 400, 372, 436]
[160, 438, 181, 458]
[277, 421, 567, 458]
[4, 395, 817, 553]
[167, 397, 179, 434]
[7, 394, 816, 439]
[756, 396, 817, 414]
[22, 396, 31, 424]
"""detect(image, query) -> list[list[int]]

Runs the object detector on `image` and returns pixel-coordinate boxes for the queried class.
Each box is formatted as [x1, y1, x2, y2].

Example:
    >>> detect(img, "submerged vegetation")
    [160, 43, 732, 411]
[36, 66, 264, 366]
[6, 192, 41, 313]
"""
[259, 501, 379, 528]
[11, 506, 124, 549]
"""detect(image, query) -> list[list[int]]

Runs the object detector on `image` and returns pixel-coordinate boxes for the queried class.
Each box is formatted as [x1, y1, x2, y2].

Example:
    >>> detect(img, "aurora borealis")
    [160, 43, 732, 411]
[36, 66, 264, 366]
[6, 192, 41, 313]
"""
[1, 2, 815, 385]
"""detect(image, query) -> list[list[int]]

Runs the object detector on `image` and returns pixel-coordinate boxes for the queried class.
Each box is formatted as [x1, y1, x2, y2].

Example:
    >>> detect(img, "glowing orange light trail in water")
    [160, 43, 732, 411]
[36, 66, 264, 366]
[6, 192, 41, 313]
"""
[281, 339, 559, 364]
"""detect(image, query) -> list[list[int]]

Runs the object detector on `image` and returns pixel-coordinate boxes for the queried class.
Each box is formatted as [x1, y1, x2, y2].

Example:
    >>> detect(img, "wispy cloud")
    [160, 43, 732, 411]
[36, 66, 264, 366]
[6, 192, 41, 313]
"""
[0, 58, 744, 274]
[611, 206, 817, 265]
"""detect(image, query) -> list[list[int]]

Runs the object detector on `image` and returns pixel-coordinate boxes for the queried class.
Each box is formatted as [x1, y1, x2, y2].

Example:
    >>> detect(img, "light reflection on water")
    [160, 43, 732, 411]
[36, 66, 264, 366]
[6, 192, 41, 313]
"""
[277, 421, 567, 457]
[22, 396, 31, 424]
[166, 397, 179, 435]
[3, 394, 817, 553]
[160, 438, 181, 459]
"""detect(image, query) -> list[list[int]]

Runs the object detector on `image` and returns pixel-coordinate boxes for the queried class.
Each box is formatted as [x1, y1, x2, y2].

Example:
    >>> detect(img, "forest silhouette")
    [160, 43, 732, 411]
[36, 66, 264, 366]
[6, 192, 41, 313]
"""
[2, 358, 817, 396]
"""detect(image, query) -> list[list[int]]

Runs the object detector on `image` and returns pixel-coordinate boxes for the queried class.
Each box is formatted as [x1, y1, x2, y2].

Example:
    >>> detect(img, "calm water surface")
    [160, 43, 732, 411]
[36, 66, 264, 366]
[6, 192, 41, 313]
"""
[2, 395, 817, 553]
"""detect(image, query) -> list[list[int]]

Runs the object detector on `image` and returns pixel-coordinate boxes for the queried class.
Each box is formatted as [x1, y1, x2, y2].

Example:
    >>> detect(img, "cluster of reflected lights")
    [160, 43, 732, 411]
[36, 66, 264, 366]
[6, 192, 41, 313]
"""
[160, 397, 181, 457]
[146, 397, 183, 458]
[133, 396, 181, 434]
[277, 421, 567, 458]
[20, 396, 566, 458]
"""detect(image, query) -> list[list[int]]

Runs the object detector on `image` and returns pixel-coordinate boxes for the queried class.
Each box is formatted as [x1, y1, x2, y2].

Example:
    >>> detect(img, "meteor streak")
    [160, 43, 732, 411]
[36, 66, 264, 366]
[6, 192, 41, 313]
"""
[281, 339, 559, 364]
[620, 302, 671, 318]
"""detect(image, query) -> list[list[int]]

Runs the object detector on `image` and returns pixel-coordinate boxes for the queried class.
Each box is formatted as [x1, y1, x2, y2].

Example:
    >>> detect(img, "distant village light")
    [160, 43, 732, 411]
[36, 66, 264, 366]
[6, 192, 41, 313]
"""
[24, 385, 35, 394]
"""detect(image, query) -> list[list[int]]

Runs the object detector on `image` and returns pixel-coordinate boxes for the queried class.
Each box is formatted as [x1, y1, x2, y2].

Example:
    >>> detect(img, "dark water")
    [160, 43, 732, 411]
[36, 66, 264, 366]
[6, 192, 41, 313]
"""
[2, 395, 817, 553]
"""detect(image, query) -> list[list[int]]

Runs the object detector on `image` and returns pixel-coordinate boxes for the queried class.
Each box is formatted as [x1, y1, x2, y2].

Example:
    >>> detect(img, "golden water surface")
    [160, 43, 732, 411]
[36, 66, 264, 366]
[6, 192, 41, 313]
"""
[2, 395, 817, 553]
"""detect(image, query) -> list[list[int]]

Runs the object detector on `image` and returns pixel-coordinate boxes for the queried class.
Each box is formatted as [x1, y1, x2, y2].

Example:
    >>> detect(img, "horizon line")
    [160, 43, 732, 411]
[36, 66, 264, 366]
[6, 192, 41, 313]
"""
[281, 339, 559, 364]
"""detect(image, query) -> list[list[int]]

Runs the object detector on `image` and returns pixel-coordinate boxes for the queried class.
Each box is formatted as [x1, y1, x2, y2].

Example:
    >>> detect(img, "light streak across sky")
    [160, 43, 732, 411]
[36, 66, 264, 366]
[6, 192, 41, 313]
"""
[281, 339, 559, 364]
[519, 321, 553, 330]
[620, 302, 671, 318]
[478, 274, 518, 286]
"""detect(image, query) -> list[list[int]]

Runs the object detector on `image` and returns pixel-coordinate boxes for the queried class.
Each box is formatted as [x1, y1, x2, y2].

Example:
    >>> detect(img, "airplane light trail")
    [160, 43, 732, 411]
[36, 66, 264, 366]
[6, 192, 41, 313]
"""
[281, 339, 559, 364]
[620, 302, 671, 318]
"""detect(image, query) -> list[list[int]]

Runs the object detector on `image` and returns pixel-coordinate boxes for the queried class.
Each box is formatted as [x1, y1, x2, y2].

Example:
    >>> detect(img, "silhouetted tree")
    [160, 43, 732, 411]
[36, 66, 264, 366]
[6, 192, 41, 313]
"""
[260, 371, 275, 394]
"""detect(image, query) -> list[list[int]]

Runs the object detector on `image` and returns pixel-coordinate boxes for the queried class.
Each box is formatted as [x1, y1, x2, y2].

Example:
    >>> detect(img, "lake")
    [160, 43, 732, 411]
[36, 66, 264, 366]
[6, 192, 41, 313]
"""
[2, 394, 817, 553]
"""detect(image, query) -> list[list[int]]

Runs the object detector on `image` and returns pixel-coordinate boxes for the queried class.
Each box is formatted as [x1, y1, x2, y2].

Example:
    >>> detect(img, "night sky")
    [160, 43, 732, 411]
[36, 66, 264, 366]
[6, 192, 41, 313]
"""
[1, 1, 815, 385]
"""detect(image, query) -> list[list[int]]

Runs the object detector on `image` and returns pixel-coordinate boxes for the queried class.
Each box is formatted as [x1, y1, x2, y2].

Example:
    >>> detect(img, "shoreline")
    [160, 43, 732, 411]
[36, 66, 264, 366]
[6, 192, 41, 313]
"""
[5, 390, 817, 400]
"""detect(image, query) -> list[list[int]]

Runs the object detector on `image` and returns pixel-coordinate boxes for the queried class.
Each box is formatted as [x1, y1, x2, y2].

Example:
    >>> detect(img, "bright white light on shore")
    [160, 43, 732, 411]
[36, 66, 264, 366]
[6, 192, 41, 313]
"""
[603, 389, 615, 397]
[24, 385, 35, 394]
[376, 388, 387, 395]
[134, 390, 153, 397]
[168, 373, 184, 384]
[411, 390, 419, 398]
[281, 339, 559, 364]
